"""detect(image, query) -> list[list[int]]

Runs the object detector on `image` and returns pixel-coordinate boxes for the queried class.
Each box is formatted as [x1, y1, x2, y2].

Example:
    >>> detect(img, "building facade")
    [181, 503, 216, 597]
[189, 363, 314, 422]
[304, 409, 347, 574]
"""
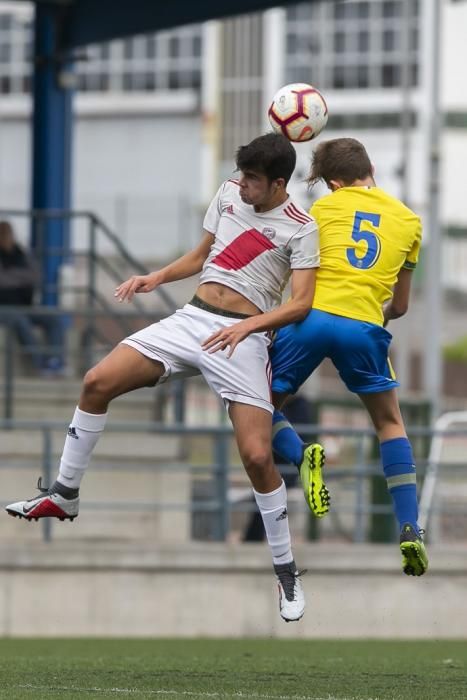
[0, 0, 465, 284]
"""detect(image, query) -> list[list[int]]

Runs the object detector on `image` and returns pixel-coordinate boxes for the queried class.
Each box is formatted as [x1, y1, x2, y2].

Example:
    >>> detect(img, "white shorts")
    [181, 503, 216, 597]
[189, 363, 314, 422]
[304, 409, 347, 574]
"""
[122, 302, 273, 413]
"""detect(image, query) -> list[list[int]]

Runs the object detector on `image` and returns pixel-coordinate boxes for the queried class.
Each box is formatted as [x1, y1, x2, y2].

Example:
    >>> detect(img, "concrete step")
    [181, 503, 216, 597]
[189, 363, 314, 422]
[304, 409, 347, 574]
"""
[0, 429, 183, 460]
[0, 377, 159, 422]
[1, 375, 225, 425]
[1, 463, 191, 544]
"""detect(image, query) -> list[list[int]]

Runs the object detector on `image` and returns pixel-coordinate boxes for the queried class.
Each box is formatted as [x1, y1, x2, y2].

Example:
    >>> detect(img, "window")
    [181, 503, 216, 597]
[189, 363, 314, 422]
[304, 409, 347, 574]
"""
[357, 65, 369, 88]
[169, 36, 179, 59]
[168, 71, 180, 90]
[0, 14, 11, 31]
[123, 38, 134, 60]
[192, 35, 202, 58]
[76, 25, 203, 94]
[286, 0, 420, 91]
[146, 36, 157, 59]
[333, 65, 346, 89]
[0, 9, 33, 95]
[334, 3, 360, 20]
[0, 75, 10, 93]
[383, 30, 397, 52]
[358, 2, 370, 18]
[382, 63, 400, 87]
[334, 32, 346, 53]
[287, 32, 298, 54]
[383, 0, 402, 18]
[99, 44, 110, 61]
[0, 6, 203, 96]
[0, 42, 10, 62]
[23, 40, 31, 61]
[358, 31, 369, 52]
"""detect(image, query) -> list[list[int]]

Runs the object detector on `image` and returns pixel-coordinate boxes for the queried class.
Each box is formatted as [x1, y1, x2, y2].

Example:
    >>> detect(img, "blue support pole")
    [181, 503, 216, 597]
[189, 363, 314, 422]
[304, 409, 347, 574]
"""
[31, 3, 73, 306]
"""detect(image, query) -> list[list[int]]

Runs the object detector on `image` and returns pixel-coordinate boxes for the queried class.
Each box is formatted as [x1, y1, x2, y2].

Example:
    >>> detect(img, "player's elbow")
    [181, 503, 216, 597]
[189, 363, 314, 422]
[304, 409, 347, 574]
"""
[293, 302, 311, 321]
[392, 301, 409, 318]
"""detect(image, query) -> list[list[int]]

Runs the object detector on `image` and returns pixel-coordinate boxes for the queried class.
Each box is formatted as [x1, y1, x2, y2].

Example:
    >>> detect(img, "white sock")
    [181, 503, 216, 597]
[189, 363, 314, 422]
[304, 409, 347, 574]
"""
[253, 480, 293, 565]
[57, 407, 108, 489]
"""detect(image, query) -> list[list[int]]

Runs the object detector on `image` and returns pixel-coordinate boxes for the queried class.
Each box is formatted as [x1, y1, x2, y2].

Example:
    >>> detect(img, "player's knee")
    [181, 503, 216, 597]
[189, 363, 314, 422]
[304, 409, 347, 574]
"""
[374, 409, 402, 431]
[371, 409, 405, 442]
[82, 367, 111, 400]
[242, 446, 271, 478]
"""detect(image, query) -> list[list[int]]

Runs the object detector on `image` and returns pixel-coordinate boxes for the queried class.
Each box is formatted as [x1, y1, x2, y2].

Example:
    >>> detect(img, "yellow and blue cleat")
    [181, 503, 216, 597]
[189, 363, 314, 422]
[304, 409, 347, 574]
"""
[400, 523, 429, 576]
[299, 443, 330, 518]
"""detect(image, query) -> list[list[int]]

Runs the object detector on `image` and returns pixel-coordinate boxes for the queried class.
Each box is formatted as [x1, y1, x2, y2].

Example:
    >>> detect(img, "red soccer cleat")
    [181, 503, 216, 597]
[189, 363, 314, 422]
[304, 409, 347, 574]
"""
[6, 478, 79, 522]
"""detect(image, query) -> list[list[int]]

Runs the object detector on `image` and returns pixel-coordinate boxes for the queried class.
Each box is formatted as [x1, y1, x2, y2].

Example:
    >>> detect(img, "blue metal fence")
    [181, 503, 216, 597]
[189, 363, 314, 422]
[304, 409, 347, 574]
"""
[1, 419, 466, 544]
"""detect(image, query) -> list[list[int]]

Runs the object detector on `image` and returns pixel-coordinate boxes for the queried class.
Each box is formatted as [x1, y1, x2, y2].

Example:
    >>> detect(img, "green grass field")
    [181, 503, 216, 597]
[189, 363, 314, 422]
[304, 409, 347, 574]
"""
[0, 639, 465, 700]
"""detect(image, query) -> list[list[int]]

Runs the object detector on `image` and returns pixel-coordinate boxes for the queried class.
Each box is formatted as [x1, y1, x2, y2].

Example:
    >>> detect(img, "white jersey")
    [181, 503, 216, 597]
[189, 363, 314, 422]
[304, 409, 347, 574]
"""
[200, 179, 319, 313]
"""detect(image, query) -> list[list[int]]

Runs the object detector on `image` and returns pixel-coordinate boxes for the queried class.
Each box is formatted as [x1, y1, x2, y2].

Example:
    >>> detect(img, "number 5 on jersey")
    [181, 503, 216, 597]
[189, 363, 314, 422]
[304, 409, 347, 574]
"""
[346, 211, 381, 269]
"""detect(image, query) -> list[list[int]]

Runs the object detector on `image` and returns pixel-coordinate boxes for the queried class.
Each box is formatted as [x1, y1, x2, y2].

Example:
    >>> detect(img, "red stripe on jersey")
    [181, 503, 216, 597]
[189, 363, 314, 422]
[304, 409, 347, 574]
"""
[284, 205, 310, 225]
[286, 203, 310, 223]
[228, 179, 240, 186]
[212, 228, 277, 270]
[288, 201, 312, 222]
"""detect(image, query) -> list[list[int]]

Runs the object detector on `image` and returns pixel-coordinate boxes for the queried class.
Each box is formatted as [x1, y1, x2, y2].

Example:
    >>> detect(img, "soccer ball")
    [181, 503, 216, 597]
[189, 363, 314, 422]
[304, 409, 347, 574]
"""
[268, 83, 328, 142]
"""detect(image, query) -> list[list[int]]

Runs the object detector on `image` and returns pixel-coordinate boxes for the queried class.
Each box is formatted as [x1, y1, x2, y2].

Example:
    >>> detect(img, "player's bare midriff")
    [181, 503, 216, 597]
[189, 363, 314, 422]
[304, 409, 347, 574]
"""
[195, 281, 262, 316]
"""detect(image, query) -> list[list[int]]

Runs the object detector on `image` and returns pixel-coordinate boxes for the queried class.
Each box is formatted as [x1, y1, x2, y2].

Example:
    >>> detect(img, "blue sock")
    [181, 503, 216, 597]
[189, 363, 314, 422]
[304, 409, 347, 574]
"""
[381, 437, 419, 533]
[272, 410, 304, 467]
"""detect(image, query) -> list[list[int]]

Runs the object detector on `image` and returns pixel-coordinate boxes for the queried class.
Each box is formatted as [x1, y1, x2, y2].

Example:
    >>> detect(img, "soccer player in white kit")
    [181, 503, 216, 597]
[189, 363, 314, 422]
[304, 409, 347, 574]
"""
[6, 133, 319, 622]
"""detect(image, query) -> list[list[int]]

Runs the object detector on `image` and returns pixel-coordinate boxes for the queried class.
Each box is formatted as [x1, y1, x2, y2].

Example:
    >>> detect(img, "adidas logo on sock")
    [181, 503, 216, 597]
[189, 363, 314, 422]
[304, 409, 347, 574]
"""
[276, 508, 288, 522]
[67, 426, 79, 439]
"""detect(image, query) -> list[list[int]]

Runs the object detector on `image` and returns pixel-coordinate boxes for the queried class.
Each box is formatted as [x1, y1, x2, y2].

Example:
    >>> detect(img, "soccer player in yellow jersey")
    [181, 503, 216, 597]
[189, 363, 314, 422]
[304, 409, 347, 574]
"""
[270, 137, 428, 576]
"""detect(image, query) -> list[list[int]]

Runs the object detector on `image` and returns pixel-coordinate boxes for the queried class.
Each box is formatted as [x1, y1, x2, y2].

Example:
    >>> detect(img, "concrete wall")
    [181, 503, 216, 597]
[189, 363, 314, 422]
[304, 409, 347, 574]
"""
[74, 113, 203, 257]
[0, 108, 203, 258]
[0, 541, 466, 638]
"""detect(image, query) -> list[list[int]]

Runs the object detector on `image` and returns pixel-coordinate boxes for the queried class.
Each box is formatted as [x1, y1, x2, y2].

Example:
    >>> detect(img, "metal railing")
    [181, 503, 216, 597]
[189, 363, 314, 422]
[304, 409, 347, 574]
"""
[0, 207, 177, 311]
[419, 410, 467, 534]
[0, 208, 187, 420]
[2, 210, 467, 546]
[444, 231, 467, 294]
[0, 305, 162, 419]
[1, 419, 467, 545]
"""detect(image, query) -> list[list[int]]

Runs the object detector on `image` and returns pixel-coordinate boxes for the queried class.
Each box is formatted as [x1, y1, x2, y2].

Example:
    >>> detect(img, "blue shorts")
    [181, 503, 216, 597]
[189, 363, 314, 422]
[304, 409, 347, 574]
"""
[270, 309, 399, 396]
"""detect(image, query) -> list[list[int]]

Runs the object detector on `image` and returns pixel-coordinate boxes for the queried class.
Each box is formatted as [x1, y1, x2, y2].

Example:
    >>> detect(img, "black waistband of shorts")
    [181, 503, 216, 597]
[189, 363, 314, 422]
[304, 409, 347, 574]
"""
[189, 294, 254, 319]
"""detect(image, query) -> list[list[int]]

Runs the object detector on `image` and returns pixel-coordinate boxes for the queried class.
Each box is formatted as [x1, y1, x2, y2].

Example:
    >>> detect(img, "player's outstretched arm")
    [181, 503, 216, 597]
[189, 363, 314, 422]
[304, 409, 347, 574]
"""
[202, 268, 317, 357]
[115, 231, 215, 302]
[383, 267, 413, 326]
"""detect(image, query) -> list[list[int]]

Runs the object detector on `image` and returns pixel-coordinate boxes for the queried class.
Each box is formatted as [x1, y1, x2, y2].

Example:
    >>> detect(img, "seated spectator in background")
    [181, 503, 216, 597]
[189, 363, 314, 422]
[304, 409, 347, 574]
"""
[0, 220, 65, 375]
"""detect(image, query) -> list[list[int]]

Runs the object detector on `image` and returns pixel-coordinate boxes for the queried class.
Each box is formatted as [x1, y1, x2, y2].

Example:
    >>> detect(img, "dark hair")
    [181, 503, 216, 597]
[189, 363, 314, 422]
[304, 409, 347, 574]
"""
[0, 221, 14, 243]
[307, 137, 372, 188]
[0, 221, 13, 236]
[236, 132, 296, 184]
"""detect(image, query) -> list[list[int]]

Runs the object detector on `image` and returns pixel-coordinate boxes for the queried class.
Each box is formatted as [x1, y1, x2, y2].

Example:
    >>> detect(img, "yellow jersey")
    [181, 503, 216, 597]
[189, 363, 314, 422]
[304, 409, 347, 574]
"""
[310, 186, 422, 326]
